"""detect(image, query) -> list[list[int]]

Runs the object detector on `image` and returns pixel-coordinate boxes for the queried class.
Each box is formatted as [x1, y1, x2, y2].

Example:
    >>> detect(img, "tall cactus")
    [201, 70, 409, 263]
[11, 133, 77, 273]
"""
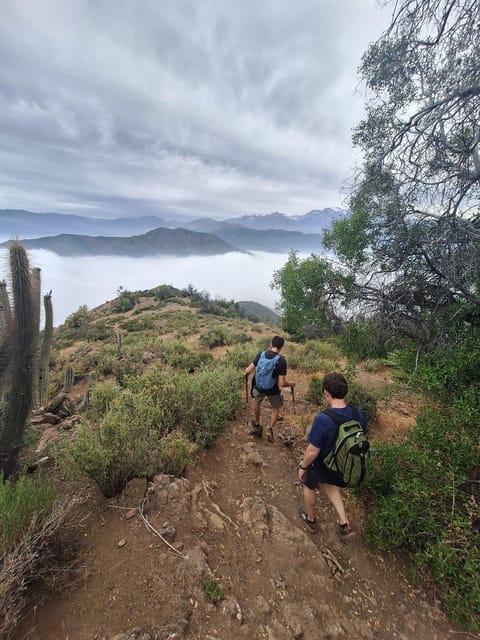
[38, 292, 53, 406]
[0, 243, 37, 478]
[115, 330, 123, 357]
[31, 267, 41, 407]
[63, 366, 74, 393]
[0, 280, 12, 390]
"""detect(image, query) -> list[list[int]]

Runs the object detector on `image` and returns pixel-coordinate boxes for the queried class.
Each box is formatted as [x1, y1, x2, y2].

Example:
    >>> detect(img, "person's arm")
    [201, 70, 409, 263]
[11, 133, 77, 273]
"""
[298, 443, 320, 482]
[278, 374, 295, 389]
[245, 362, 255, 376]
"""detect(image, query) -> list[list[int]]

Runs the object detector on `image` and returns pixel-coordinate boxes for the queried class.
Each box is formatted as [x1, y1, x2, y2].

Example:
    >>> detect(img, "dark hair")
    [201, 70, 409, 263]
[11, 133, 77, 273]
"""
[271, 335, 285, 349]
[322, 373, 348, 399]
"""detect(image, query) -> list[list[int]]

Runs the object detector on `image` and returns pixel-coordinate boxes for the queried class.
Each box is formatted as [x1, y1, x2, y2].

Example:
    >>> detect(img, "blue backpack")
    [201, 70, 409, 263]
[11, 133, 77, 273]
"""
[255, 352, 281, 391]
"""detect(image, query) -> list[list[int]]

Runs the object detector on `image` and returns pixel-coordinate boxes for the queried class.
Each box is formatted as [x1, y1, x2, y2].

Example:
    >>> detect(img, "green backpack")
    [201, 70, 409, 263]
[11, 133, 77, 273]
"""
[322, 407, 370, 487]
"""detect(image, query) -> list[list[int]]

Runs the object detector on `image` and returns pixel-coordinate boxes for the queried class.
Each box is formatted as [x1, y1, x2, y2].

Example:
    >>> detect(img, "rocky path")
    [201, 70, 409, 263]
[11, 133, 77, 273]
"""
[14, 387, 476, 640]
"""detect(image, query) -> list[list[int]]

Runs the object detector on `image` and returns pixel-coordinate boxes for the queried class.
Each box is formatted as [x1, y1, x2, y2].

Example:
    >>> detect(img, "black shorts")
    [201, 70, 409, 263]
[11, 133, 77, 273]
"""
[304, 459, 346, 489]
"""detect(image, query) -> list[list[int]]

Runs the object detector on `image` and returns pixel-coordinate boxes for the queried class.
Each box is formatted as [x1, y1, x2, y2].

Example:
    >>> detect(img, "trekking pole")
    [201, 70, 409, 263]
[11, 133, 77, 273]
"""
[245, 374, 249, 404]
[291, 386, 296, 415]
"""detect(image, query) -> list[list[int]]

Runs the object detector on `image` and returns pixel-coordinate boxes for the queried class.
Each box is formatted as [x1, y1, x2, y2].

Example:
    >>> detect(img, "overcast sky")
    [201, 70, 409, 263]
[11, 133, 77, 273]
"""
[0, 0, 390, 221]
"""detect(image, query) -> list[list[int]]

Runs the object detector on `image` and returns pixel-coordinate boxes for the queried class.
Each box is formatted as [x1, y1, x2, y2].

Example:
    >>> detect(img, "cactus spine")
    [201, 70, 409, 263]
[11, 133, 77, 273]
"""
[38, 292, 53, 406]
[0, 243, 37, 478]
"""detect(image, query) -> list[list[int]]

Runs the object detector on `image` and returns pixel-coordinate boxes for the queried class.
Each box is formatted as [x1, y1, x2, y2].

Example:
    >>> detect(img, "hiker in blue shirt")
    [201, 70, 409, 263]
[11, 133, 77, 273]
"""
[297, 372, 366, 537]
[244, 335, 295, 442]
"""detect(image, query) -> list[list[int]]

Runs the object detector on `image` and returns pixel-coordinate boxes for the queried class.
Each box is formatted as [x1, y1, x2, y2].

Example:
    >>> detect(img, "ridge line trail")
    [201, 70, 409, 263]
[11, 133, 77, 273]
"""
[14, 370, 470, 640]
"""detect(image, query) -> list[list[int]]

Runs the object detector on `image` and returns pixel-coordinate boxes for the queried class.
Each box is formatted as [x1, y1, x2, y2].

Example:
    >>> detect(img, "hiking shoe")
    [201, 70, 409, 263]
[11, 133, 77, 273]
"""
[266, 427, 274, 443]
[338, 522, 354, 538]
[249, 421, 263, 437]
[298, 509, 318, 533]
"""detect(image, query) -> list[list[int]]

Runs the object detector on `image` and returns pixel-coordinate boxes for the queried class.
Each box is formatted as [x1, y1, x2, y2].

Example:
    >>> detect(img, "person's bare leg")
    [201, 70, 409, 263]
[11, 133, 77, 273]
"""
[321, 483, 348, 524]
[303, 485, 316, 522]
[269, 406, 280, 429]
[253, 400, 261, 424]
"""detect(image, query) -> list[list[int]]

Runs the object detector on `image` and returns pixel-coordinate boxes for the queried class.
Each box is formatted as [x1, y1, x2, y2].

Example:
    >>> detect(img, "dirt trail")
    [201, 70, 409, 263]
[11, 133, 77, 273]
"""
[14, 373, 473, 640]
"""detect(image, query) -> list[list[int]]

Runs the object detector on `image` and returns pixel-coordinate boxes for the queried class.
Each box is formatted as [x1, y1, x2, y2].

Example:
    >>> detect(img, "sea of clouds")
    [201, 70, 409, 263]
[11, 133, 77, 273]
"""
[15, 249, 311, 327]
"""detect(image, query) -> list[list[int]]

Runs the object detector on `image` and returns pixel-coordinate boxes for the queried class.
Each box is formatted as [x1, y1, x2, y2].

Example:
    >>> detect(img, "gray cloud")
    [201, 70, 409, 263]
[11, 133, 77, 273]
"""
[0, 0, 390, 219]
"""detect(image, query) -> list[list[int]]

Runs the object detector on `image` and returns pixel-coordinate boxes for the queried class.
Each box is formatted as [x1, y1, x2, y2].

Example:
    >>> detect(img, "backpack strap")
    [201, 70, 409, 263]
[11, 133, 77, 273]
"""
[323, 405, 359, 426]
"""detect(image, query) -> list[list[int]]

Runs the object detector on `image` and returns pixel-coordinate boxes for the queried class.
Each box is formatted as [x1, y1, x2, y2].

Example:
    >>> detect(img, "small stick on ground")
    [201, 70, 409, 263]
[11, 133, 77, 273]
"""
[322, 547, 345, 574]
[139, 499, 187, 558]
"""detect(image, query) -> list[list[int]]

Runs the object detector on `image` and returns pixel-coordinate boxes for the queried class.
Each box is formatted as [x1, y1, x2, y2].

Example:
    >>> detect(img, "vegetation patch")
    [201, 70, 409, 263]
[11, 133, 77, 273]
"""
[203, 575, 225, 604]
[66, 363, 242, 497]
[0, 477, 83, 639]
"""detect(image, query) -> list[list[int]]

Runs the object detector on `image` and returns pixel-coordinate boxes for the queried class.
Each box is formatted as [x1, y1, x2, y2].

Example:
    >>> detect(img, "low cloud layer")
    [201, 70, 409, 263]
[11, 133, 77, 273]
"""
[30, 249, 298, 326]
[0, 1, 390, 220]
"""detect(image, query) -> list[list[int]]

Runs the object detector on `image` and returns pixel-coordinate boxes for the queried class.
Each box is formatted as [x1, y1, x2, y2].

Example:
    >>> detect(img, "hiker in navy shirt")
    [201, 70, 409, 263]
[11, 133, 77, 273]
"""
[297, 372, 366, 537]
[244, 335, 295, 443]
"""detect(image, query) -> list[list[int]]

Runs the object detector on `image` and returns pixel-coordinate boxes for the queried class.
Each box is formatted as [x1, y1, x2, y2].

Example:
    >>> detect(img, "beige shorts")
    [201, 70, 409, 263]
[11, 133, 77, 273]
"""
[252, 387, 284, 408]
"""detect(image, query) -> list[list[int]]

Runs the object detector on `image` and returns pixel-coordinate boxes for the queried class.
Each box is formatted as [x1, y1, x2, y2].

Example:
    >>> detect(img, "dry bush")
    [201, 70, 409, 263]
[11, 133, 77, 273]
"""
[0, 492, 87, 639]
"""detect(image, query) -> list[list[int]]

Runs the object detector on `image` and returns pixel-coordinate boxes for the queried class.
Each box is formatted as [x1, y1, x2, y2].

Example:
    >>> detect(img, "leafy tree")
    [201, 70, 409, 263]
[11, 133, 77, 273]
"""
[270, 251, 351, 340]
[324, 0, 480, 348]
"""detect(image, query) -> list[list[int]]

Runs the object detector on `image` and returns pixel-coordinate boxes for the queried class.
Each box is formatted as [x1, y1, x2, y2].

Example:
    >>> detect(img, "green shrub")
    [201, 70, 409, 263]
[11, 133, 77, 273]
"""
[359, 397, 480, 629]
[0, 473, 57, 553]
[199, 327, 231, 348]
[71, 363, 241, 496]
[87, 380, 120, 421]
[84, 320, 111, 342]
[113, 291, 136, 313]
[175, 364, 242, 448]
[203, 575, 224, 604]
[286, 340, 340, 373]
[157, 433, 191, 476]
[72, 394, 167, 497]
[55, 305, 92, 346]
[339, 319, 393, 359]
[229, 332, 252, 345]
[347, 381, 377, 426]
[159, 340, 214, 371]
[222, 344, 253, 370]
[119, 316, 156, 332]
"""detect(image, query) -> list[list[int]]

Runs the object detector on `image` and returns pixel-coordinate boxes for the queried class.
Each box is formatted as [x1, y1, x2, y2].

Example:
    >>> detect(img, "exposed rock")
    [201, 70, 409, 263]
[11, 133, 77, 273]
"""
[241, 441, 264, 466]
[159, 524, 176, 540]
[265, 619, 294, 640]
[120, 477, 148, 506]
[39, 412, 63, 425]
[61, 414, 82, 430]
[207, 512, 225, 531]
[238, 495, 269, 539]
[27, 456, 53, 472]
[146, 475, 191, 516]
[255, 595, 272, 615]
[222, 596, 242, 623]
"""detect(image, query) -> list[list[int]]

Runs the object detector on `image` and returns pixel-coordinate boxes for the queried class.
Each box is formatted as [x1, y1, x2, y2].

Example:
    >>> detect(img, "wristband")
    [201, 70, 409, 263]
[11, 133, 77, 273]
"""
[299, 463, 308, 470]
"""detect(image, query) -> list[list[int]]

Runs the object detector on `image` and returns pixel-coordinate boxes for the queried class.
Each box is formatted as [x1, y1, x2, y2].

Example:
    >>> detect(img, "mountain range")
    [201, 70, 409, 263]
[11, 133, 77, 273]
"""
[0, 208, 347, 256]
